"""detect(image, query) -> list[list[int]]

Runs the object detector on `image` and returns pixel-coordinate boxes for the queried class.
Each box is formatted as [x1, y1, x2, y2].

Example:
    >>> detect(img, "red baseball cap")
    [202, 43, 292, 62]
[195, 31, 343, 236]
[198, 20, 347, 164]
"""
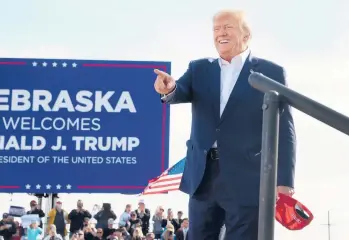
[275, 193, 314, 230]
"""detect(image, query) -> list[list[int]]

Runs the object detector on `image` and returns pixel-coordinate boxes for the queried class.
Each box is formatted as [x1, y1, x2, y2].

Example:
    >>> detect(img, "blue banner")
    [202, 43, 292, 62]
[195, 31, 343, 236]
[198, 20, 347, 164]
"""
[0, 58, 170, 194]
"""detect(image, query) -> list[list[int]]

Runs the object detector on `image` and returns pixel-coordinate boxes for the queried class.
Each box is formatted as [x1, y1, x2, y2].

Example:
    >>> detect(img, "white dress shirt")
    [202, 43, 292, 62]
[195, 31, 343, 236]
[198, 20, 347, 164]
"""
[212, 48, 250, 147]
[183, 228, 188, 240]
[161, 48, 251, 148]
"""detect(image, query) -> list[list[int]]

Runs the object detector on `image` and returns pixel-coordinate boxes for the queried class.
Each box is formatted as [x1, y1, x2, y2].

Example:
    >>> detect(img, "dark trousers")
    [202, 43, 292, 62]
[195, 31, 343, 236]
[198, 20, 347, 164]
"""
[154, 233, 162, 239]
[57, 229, 65, 238]
[188, 152, 259, 240]
[141, 228, 148, 236]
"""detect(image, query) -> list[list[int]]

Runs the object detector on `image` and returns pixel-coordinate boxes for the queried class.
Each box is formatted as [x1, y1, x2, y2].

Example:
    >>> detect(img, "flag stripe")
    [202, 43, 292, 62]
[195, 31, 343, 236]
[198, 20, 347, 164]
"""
[141, 158, 185, 195]
[142, 188, 179, 195]
[149, 182, 180, 189]
[144, 179, 181, 188]
[150, 176, 182, 184]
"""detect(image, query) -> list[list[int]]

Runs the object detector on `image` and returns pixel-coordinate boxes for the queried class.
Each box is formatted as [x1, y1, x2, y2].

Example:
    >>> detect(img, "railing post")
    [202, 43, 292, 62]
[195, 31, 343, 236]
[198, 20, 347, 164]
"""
[258, 91, 280, 240]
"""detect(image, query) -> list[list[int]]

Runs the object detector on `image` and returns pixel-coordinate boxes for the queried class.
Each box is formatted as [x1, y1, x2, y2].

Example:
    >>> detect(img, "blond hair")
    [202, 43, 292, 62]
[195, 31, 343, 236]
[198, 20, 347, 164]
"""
[213, 10, 252, 41]
[48, 224, 58, 236]
[132, 227, 144, 237]
[162, 223, 175, 240]
[49, 224, 56, 232]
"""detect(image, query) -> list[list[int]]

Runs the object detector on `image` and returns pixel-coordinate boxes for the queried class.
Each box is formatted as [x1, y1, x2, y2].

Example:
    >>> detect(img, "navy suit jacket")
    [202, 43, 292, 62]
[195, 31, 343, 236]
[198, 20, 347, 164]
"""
[163, 53, 296, 206]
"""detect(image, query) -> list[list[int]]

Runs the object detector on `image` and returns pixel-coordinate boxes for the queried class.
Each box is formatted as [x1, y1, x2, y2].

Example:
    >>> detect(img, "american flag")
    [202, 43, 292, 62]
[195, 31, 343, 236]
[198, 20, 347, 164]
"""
[141, 158, 185, 195]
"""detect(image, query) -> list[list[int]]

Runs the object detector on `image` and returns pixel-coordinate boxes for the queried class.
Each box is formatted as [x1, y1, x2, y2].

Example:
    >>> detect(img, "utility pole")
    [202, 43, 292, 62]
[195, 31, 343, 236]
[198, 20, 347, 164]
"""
[327, 210, 331, 240]
[321, 210, 332, 240]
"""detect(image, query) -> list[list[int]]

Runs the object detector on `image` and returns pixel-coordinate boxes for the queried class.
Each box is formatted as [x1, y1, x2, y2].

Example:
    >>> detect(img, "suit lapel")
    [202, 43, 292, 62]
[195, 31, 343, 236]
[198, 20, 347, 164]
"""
[219, 53, 257, 125]
[207, 59, 221, 124]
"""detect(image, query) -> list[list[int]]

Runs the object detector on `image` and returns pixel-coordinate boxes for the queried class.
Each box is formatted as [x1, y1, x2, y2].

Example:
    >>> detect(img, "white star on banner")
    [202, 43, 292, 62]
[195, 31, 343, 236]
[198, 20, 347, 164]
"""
[72, 63, 77, 68]
[42, 62, 47, 67]
[66, 184, 72, 190]
[32, 62, 38, 67]
[56, 184, 61, 190]
[62, 62, 67, 67]
[46, 184, 51, 189]
[36, 184, 41, 189]
[52, 62, 58, 67]
[25, 184, 31, 189]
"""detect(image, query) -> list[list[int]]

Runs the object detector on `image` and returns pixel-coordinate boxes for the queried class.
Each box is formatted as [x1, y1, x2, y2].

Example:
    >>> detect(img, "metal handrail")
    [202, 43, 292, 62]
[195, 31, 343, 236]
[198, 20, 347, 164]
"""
[249, 72, 349, 136]
[248, 72, 349, 240]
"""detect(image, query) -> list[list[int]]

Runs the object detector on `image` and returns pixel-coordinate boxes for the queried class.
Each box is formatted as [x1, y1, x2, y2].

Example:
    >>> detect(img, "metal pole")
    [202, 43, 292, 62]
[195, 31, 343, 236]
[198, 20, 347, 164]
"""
[44, 194, 53, 232]
[52, 194, 58, 207]
[327, 210, 331, 240]
[248, 72, 349, 136]
[320, 209, 333, 240]
[258, 91, 280, 240]
[37, 197, 43, 210]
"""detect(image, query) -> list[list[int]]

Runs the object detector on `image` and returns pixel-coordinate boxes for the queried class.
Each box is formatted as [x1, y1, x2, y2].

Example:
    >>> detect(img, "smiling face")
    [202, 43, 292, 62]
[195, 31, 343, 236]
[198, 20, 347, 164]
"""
[213, 11, 250, 62]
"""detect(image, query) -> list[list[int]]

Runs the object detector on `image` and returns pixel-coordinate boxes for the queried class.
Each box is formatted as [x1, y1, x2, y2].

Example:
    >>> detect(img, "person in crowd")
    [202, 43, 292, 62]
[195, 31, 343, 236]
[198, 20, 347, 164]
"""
[128, 212, 141, 236]
[107, 236, 118, 240]
[91, 205, 102, 218]
[131, 227, 143, 240]
[135, 201, 150, 236]
[26, 221, 42, 240]
[111, 229, 123, 240]
[106, 229, 121, 240]
[83, 223, 97, 240]
[94, 228, 105, 240]
[174, 212, 183, 230]
[152, 206, 164, 239]
[103, 218, 116, 239]
[174, 219, 188, 240]
[161, 224, 175, 240]
[70, 230, 84, 240]
[68, 200, 92, 237]
[27, 200, 45, 228]
[118, 205, 131, 228]
[145, 233, 154, 240]
[119, 228, 131, 240]
[11, 221, 22, 240]
[43, 225, 63, 240]
[154, 9, 296, 240]
[82, 217, 90, 230]
[0, 213, 16, 240]
[47, 201, 69, 238]
[161, 210, 178, 233]
[94, 204, 117, 229]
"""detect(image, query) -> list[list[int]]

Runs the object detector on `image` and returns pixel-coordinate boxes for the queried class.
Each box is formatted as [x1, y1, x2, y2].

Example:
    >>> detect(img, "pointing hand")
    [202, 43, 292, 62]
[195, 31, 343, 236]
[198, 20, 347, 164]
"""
[154, 69, 175, 95]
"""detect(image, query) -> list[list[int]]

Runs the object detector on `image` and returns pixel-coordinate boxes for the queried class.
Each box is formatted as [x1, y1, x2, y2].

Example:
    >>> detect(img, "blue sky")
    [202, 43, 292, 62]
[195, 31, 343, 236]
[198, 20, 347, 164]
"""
[1, 0, 349, 239]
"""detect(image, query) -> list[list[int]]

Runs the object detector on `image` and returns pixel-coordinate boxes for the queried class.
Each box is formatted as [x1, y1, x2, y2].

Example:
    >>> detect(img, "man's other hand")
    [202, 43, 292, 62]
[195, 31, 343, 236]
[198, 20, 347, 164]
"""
[154, 69, 175, 95]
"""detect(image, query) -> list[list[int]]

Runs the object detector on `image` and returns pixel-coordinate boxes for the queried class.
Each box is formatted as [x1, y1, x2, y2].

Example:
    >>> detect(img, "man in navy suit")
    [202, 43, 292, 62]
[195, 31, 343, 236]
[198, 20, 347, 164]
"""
[154, 10, 296, 239]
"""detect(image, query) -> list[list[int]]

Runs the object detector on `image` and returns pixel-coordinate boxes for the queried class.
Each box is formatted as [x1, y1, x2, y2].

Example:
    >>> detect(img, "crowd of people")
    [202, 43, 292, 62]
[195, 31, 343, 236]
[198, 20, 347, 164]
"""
[0, 199, 193, 240]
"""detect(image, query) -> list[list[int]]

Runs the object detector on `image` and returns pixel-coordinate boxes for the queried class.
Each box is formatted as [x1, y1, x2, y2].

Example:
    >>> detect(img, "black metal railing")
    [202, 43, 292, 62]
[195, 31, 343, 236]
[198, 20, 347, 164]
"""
[248, 72, 349, 240]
